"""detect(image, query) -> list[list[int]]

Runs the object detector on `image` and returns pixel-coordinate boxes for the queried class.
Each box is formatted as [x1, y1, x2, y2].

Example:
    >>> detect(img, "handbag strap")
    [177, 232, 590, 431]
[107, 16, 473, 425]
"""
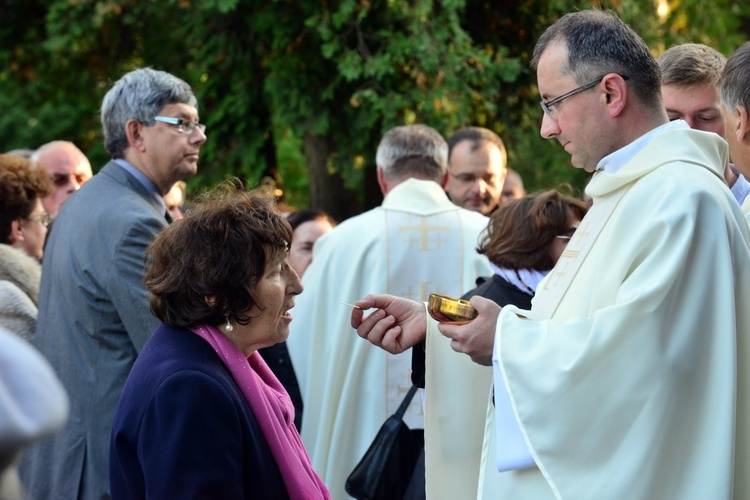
[394, 374, 424, 420]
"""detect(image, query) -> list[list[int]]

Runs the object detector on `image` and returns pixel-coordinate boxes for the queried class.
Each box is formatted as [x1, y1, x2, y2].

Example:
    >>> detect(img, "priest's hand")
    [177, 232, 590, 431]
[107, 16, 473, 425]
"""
[351, 294, 426, 354]
[439, 295, 501, 366]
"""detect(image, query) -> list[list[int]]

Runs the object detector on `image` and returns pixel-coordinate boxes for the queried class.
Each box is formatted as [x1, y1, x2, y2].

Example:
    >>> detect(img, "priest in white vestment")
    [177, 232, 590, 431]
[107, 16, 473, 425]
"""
[352, 11, 750, 499]
[286, 124, 491, 499]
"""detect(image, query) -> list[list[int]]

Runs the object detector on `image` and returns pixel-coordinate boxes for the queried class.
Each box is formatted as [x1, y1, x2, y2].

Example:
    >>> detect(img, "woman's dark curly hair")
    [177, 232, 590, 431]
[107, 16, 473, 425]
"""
[145, 183, 293, 328]
[478, 189, 588, 271]
[0, 154, 51, 245]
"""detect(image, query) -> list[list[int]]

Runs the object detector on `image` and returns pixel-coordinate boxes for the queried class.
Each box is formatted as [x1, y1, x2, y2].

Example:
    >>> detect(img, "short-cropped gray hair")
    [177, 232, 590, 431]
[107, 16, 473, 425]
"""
[721, 41, 750, 116]
[375, 124, 448, 183]
[101, 68, 198, 159]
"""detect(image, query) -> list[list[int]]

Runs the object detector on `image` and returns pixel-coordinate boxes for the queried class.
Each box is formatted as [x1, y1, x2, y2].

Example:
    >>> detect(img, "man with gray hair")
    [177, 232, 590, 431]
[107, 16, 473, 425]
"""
[658, 43, 750, 205]
[721, 41, 750, 219]
[287, 124, 491, 498]
[20, 68, 206, 499]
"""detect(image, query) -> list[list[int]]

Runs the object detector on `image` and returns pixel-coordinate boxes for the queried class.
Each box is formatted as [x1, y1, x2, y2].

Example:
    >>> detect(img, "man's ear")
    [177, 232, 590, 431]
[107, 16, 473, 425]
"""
[376, 167, 389, 196]
[603, 73, 628, 117]
[9, 219, 23, 243]
[736, 107, 750, 146]
[125, 119, 147, 153]
[439, 171, 449, 189]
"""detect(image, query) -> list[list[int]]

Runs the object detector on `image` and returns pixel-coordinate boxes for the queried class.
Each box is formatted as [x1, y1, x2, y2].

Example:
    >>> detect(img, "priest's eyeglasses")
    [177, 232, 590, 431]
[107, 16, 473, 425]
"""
[541, 74, 629, 117]
[154, 116, 206, 135]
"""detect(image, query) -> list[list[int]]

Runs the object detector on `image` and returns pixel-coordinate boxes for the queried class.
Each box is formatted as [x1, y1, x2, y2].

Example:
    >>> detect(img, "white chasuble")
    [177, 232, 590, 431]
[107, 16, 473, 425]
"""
[286, 179, 490, 499]
[485, 128, 750, 499]
[385, 209, 466, 427]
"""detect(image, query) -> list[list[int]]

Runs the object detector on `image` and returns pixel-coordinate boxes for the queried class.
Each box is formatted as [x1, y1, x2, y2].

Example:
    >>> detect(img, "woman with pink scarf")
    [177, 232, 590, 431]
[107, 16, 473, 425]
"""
[109, 185, 330, 499]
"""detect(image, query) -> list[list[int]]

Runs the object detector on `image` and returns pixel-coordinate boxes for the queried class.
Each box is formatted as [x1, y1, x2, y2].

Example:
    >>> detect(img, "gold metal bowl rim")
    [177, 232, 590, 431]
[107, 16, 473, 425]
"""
[427, 293, 478, 323]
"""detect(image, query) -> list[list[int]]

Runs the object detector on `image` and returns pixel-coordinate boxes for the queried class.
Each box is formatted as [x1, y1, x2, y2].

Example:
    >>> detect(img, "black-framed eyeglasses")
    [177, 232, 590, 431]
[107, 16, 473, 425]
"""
[153, 116, 206, 135]
[540, 74, 629, 117]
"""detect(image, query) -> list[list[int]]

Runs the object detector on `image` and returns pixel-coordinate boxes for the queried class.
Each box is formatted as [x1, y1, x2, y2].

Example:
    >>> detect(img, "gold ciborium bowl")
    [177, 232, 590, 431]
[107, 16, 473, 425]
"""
[427, 293, 478, 324]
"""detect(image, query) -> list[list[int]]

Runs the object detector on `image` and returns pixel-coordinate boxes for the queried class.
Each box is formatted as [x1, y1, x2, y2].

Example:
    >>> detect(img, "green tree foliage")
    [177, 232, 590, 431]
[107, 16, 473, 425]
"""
[1, 0, 749, 220]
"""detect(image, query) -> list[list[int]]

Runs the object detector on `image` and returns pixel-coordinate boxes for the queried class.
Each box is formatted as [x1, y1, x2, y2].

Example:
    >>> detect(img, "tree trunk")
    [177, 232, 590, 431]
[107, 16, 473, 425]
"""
[303, 120, 360, 221]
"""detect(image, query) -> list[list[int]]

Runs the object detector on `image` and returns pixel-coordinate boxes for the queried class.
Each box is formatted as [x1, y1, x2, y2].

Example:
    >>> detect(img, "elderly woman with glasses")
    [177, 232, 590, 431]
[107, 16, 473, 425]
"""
[109, 184, 330, 499]
[0, 153, 52, 341]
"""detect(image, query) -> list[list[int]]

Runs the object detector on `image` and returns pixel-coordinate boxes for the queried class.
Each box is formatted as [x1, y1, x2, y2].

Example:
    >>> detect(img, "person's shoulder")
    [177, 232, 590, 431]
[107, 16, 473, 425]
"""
[312, 209, 382, 246]
[0, 245, 40, 292]
[462, 274, 533, 307]
[639, 158, 730, 202]
[455, 205, 489, 223]
[461, 275, 491, 299]
[0, 280, 35, 309]
[74, 182, 164, 239]
[136, 325, 213, 364]
[126, 326, 235, 397]
[455, 208, 490, 235]
[0, 280, 37, 340]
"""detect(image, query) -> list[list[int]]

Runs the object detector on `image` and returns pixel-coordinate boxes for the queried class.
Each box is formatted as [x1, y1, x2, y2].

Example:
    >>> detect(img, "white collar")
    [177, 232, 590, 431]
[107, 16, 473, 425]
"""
[597, 120, 689, 174]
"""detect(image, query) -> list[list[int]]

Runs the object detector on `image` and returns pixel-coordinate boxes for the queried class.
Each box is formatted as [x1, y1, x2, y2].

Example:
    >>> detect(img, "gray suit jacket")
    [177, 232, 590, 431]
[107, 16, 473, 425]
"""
[20, 161, 166, 500]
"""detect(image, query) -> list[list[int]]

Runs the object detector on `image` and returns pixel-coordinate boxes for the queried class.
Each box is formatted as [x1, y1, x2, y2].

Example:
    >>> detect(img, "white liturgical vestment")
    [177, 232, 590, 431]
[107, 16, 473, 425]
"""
[485, 126, 750, 499]
[287, 178, 491, 499]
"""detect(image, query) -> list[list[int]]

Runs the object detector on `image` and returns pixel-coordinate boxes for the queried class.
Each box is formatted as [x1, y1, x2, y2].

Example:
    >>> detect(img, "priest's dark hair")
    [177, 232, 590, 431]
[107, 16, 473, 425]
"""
[447, 127, 507, 169]
[531, 9, 662, 111]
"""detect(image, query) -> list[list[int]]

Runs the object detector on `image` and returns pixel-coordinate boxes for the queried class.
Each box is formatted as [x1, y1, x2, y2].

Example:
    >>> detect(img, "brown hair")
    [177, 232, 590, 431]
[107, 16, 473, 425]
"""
[478, 190, 588, 271]
[145, 183, 293, 328]
[0, 154, 52, 245]
[658, 43, 726, 87]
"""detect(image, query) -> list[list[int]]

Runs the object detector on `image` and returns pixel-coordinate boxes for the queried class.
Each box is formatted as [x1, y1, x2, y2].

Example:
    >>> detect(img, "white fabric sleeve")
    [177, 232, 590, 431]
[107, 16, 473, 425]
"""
[493, 307, 535, 471]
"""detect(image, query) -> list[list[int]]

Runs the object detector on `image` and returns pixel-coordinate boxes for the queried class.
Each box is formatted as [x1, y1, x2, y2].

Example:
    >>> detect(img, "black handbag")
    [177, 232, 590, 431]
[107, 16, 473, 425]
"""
[345, 384, 423, 500]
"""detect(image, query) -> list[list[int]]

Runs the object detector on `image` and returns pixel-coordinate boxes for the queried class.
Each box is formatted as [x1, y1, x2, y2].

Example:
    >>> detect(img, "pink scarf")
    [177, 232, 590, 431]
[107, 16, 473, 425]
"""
[191, 325, 330, 499]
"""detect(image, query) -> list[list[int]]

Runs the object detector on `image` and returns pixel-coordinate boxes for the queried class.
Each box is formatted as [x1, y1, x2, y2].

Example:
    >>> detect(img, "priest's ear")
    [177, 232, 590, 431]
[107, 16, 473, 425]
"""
[735, 106, 750, 146]
[602, 73, 628, 117]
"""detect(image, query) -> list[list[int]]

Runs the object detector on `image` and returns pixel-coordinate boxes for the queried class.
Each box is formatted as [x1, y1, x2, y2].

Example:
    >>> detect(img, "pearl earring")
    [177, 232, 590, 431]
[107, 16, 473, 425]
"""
[225, 316, 233, 332]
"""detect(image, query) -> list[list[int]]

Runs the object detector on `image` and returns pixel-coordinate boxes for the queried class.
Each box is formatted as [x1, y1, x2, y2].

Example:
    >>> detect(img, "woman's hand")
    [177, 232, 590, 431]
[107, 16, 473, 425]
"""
[350, 294, 426, 354]
[438, 295, 501, 366]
